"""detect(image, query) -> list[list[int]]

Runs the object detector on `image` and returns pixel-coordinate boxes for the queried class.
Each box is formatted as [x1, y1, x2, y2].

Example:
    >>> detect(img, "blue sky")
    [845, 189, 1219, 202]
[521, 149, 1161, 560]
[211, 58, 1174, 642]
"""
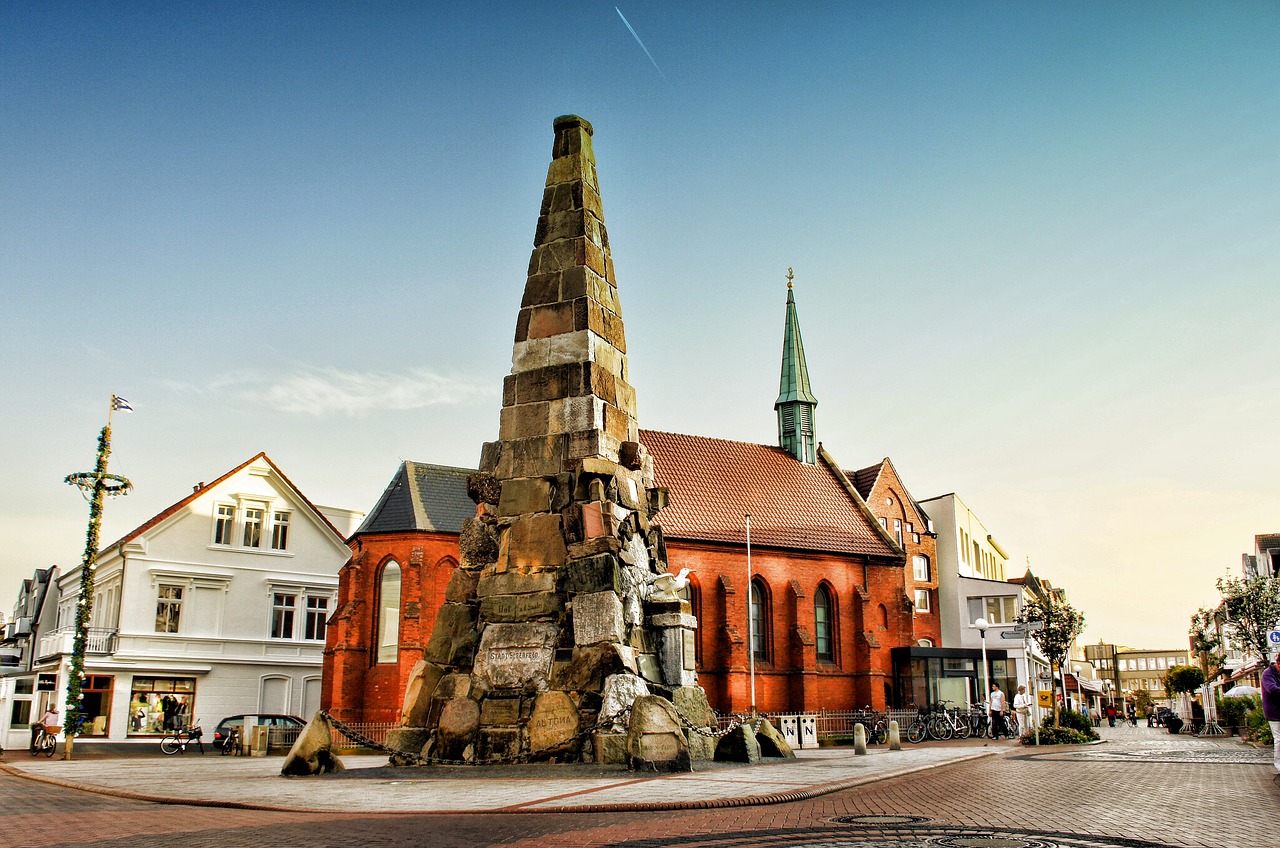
[2, 2, 1277, 650]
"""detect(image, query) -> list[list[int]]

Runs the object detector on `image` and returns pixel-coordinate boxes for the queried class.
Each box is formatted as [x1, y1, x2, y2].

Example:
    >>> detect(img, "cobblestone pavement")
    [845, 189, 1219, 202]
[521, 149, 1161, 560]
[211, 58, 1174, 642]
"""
[2, 727, 1274, 848]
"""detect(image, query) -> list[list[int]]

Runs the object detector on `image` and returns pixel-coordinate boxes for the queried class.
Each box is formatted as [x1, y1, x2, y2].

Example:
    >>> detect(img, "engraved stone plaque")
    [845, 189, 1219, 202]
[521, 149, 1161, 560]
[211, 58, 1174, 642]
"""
[473, 623, 558, 689]
[529, 690, 580, 752]
[480, 698, 521, 727]
[481, 591, 563, 622]
[573, 590, 625, 646]
[639, 732, 681, 762]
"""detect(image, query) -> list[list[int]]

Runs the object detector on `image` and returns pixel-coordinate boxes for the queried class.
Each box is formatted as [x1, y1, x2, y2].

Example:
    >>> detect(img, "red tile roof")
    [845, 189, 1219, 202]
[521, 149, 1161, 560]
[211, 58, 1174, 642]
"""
[639, 430, 898, 557]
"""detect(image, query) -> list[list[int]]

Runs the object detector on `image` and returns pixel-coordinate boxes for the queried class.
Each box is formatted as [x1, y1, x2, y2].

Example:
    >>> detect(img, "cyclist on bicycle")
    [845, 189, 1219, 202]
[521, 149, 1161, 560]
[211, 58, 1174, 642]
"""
[31, 705, 59, 752]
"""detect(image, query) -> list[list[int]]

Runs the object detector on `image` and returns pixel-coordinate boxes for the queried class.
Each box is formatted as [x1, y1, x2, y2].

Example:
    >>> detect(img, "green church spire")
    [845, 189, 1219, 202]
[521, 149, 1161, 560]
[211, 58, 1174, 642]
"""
[775, 268, 818, 464]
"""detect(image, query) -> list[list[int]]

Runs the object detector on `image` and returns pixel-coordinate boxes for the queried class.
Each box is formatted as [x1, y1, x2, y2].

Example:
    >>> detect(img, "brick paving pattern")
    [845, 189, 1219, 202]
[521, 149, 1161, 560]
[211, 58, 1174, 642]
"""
[1, 728, 1274, 848]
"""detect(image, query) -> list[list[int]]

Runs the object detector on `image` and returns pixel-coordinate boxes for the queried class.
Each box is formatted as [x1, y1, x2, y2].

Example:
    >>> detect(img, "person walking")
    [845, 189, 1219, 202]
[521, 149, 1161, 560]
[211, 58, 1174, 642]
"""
[989, 683, 1008, 740]
[1105, 702, 1117, 727]
[1013, 684, 1034, 733]
[1262, 651, 1280, 780]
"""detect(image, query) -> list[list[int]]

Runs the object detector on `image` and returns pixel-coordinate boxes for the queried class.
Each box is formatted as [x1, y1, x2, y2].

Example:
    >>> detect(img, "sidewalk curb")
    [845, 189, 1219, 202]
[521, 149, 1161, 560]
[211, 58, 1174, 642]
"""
[0, 749, 998, 816]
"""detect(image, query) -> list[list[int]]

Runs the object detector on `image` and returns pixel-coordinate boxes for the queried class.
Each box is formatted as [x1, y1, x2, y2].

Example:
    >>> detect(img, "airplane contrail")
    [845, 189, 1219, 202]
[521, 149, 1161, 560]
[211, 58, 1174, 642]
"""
[616, 7, 667, 81]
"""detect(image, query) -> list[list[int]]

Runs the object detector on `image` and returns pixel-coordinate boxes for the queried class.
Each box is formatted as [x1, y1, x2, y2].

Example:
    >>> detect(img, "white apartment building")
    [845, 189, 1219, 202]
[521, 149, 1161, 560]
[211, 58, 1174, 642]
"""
[918, 492, 1050, 698]
[0, 453, 361, 748]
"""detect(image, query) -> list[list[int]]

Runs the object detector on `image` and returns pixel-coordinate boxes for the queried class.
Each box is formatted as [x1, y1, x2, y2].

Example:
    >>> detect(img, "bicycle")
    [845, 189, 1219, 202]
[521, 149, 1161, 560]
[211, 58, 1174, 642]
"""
[1004, 711, 1020, 737]
[31, 724, 59, 757]
[927, 702, 972, 740]
[160, 726, 205, 755]
[968, 709, 989, 738]
[905, 708, 929, 743]
[852, 708, 889, 745]
[868, 713, 890, 745]
[220, 725, 242, 755]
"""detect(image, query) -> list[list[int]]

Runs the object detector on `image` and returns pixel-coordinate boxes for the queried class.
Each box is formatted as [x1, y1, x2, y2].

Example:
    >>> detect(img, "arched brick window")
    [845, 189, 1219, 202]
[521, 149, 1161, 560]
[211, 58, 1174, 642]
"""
[376, 560, 401, 664]
[750, 578, 771, 663]
[878, 603, 889, 629]
[683, 577, 703, 665]
[814, 583, 835, 663]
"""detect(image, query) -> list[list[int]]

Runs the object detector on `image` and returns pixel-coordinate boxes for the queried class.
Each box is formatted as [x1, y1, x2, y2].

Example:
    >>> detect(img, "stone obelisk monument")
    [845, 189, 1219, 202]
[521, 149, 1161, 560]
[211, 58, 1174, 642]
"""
[397, 116, 709, 768]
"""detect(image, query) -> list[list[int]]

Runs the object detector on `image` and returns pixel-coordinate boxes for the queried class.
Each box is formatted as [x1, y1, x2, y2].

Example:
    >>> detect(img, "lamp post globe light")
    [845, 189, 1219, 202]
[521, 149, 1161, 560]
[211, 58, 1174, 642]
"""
[974, 617, 990, 709]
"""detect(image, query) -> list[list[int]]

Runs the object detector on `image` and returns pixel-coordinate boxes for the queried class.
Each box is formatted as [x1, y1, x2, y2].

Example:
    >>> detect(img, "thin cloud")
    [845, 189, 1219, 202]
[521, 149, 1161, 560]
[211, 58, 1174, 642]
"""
[249, 367, 494, 417]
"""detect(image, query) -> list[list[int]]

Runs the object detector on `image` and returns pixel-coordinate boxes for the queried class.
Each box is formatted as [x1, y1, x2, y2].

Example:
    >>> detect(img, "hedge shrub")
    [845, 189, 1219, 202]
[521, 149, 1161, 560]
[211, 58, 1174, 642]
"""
[1246, 707, 1273, 745]
[1055, 709, 1100, 740]
[1021, 725, 1094, 745]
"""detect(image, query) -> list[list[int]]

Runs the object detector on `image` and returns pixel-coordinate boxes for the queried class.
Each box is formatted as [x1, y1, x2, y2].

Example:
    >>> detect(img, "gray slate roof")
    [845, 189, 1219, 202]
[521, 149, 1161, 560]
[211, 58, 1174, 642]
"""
[355, 461, 475, 536]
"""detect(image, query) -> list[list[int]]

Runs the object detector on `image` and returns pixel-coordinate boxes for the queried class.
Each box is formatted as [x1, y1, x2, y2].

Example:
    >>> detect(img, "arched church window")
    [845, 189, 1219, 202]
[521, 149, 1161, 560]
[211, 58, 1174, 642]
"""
[376, 561, 401, 664]
[814, 584, 834, 662]
[750, 578, 771, 663]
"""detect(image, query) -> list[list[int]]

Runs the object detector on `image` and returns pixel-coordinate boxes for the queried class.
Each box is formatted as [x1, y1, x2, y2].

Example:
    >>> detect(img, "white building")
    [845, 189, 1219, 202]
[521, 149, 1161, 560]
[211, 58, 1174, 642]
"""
[0, 566, 61, 746]
[918, 492, 1049, 700]
[1, 453, 361, 748]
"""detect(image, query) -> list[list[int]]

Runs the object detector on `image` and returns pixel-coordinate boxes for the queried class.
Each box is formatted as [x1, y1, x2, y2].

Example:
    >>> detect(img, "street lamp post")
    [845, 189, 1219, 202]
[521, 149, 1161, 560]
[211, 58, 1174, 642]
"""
[974, 617, 990, 710]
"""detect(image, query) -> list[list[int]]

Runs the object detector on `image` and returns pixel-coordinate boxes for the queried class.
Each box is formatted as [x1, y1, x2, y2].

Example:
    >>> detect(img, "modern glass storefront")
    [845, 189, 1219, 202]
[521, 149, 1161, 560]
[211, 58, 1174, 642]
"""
[892, 646, 1014, 709]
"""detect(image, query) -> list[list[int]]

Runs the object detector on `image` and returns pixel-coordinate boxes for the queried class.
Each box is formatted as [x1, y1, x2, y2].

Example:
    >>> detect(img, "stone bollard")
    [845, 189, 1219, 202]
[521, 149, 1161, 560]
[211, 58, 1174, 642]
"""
[888, 719, 901, 750]
[853, 723, 867, 755]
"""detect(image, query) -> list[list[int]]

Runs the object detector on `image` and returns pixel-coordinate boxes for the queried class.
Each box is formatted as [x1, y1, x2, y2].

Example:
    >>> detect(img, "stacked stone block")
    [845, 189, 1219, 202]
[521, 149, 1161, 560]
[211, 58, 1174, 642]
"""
[398, 116, 708, 769]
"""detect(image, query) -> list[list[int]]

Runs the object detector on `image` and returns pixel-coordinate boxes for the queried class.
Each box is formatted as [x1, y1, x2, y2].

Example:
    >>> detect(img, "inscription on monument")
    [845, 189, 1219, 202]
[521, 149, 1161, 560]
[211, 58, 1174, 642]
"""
[482, 591, 562, 622]
[573, 590, 625, 646]
[639, 732, 682, 762]
[480, 698, 521, 726]
[529, 691, 580, 752]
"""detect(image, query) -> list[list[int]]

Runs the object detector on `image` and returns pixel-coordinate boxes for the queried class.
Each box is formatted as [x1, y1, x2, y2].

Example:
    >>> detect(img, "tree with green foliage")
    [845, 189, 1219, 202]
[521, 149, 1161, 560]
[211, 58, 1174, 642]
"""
[1018, 594, 1085, 728]
[1165, 664, 1206, 696]
[1215, 574, 1280, 666]
[1132, 689, 1155, 718]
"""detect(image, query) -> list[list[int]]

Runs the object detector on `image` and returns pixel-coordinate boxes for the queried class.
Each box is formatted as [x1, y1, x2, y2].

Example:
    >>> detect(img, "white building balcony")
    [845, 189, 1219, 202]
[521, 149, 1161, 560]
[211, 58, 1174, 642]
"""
[37, 627, 118, 660]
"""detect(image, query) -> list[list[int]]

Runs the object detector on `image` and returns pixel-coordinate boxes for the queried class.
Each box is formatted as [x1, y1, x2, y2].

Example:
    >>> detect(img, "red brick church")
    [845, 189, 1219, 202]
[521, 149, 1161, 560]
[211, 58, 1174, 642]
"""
[323, 279, 943, 721]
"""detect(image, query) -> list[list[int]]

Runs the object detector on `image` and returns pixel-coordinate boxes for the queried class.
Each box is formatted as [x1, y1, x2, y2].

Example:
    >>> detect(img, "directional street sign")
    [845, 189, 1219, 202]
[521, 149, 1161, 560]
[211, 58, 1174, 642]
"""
[1000, 628, 1026, 640]
[1025, 621, 1045, 632]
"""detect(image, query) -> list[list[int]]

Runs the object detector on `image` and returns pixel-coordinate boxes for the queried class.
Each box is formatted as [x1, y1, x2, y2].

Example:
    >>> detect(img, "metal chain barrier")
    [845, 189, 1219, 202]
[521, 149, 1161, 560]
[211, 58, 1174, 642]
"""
[321, 707, 632, 767]
[667, 702, 766, 738]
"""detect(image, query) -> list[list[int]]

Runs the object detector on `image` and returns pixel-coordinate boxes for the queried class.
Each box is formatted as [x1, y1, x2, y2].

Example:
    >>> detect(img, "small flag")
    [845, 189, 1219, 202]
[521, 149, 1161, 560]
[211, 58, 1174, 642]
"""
[111, 395, 133, 413]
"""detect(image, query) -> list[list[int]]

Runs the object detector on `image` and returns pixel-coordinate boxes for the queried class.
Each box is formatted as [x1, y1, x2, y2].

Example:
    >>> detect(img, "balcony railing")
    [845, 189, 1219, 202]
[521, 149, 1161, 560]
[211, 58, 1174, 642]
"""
[37, 627, 118, 660]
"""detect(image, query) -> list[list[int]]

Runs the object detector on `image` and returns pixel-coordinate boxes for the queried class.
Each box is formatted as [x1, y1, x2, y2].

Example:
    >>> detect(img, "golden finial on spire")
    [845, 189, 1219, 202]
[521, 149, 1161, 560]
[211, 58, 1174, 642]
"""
[786, 267, 794, 289]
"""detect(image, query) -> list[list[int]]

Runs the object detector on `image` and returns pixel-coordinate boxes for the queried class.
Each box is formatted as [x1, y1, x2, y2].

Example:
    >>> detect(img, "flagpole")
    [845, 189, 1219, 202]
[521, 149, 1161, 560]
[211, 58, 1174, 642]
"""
[62, 395, 132, 758]
[746, 513, 755, 717]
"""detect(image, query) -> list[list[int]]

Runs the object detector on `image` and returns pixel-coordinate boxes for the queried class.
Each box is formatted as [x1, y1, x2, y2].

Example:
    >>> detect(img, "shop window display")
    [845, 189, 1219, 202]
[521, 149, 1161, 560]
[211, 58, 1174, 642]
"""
[129, 677, 196, 733]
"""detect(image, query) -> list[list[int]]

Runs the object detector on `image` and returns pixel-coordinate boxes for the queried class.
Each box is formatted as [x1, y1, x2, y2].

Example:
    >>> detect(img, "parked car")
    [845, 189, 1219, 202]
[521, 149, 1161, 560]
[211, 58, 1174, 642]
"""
[211, 714, 305, 751]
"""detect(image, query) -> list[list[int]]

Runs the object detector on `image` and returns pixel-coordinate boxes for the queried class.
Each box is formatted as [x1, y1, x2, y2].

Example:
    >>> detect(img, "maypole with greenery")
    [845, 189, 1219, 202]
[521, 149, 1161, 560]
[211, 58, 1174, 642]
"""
[62, 395, 133, 758]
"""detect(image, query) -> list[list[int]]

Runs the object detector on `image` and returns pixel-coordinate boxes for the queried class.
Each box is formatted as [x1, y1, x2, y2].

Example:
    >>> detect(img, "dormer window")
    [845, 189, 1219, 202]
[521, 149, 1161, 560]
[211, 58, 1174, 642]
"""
[214, 505, 235, 545]
[243, 507, 264, 548]
[212, 502, 291, 553]
[271, 512, 290, 550]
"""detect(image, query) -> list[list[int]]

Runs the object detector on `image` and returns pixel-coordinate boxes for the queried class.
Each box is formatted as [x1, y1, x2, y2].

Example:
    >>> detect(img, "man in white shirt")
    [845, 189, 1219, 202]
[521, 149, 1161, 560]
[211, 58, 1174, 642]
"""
[989, 683, 1008, 739]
